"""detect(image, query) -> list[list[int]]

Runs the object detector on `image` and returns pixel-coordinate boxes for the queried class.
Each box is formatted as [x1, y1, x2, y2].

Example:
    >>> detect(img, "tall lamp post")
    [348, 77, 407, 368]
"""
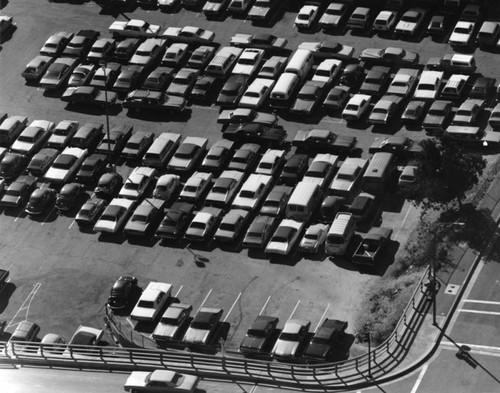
[100, 59, 113, 170]
[364, 330, 372, 378]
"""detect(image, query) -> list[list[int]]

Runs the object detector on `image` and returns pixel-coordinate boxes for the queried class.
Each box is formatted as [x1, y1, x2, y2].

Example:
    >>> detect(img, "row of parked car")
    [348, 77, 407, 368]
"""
[109, 276, 349, 362]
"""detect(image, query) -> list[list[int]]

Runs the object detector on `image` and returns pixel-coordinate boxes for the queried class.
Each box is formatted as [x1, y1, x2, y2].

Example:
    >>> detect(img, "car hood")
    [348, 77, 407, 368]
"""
[424, 114, 444, 124]
[125, 221, 149, 234]
[249, 7, 268, 17]
[0, 194, 21, 206]
[94, 220, 117, 233]
[397, 21, 416, 31]
[153, 324, 178, 339]
[360, 48, 380, 59]
[125, 372, 148, 389]
[11, 141, 33, 154]
[131, 307, 156, 320]
[184, 328, 209, 344]
[415, 90, 437, 99]
[44, 168, 69, 183]
[168, 157, 190, 170]
[273, 339, 299, 357]
[215, 229, 236, 241]
[241, 336, 266, 351]
[292, 100, 315, 112]
[320, 15, 341, 25]
[48, 135, 68, 145]
[266, 241, 289, 255]
[370, 112, 388, 122]
[168, 84, 189, 96]
[450, 32, 469, 43]
[185, 227, 206, 239]
[300, 238, 320, 250]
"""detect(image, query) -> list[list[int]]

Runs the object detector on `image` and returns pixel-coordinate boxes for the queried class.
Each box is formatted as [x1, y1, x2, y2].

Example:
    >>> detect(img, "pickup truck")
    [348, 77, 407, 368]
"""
[352, 227, 392, 266]
[108, 19, 161, 39]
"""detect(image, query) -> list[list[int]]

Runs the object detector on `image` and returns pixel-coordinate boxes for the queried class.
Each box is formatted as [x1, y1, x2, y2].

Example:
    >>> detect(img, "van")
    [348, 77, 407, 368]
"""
[284, 49, 313, 81]
[205, 47, 242, 78]
[142, 132, 181, 168]
[325, 212, 355, 256]
[362, 152, 396, 195]
[9, 321, 40, 343]
[285, 181, 322, 221]
[269, 73, 300, 109]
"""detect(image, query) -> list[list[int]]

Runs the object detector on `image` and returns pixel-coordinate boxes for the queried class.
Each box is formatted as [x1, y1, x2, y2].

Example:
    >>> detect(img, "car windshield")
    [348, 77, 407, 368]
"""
[372, 108, 387, 114]
[392, 81, 407, 88]
[212, 186, 227, 194]
[240, 190, 255, 198]
[5, 189, 20, 197]
[132, 214, 148, 223]
[264, 200, 280, 207]
[327, 9, 341, 15]
[402, 15, 418, 23]
[125, 182, 140, 190]
[248, 328, 265, 337]
[279, 332, 298, 341]
[190, 222, 206, 230]
[316, 70, 331, 78]
[245, 92, 260, 98]
[184, 185, 198, 193]
[345, 104, 359, 111]
[136, 50, 151, 57]
[100, 214, 117, 221]
[429, 108, 444, 116]
[161, 317, 178, 324]
[220, 223, 235, 231]
[138, 300, 154, 308]
[418, 84, 435, 91]
[455, 27, 470, 34]
[298, 93, 315, 100]
[456, 110, 471, 116]
[18, 134, 37, 143]
[304, 233, 318, 240]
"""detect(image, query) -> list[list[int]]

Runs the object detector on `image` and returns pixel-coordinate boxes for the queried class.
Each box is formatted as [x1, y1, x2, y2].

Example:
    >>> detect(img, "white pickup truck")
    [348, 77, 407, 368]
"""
[108, 19, 161, 39]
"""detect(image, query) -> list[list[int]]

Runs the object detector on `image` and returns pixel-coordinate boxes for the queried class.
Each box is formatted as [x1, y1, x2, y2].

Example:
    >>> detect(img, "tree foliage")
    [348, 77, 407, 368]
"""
[403, 136, 486, 211]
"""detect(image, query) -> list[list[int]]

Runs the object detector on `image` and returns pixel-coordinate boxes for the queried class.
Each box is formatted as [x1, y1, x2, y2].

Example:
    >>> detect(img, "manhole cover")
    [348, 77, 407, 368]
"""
[445, 284, 460, 295]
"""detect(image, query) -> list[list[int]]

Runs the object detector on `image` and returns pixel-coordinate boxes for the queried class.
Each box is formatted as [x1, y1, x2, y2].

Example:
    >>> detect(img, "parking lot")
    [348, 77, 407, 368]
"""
[1, 0, 500, 372]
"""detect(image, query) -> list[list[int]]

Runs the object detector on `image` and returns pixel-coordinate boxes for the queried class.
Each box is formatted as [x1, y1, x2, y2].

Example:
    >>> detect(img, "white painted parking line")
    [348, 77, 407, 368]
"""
[249, 384, 258, 393]
[259, 296, 271, 315]
[14, 211, 23, 222]
[68, 220, 76, 229]
[315, 303, 330, 332]
[174, 285, 183, 298]
[322, 118, 344, 124]
[223, 292, 241, 322]
[6, 282, 42, 330]
[410, 364, 429, 393]
[288, 300, 301, 320]
[441, 341, 500, 356]
[41, 207, 56, 226]
[463, 299, 500, 306]
[394, 203, 412, 242]
[458, 309, 500, 316]
[197, 289, 212, 312]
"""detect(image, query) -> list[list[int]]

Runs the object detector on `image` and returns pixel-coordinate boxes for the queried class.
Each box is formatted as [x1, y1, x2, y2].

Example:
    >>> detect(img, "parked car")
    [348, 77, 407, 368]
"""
[62, 30, 100, 58]
[124, 198, 164, 237]
[94, 172, 123, 200]
[46, 120, 79, 150]
[239, 78, 274, 109]
[230, 33, 287, 54]
[25, 187, 57, 216]
[161, 43, 189, 68]
[0, 153, 27, 180]
[372, 10, 398, 33]
[55, 182, 85, 212]
[0, 175, 37, 209]
[21, 55, 55, 83]
[113, 38, 142, 63]
[261, 185, 292, 217]
[179, 172, 213, 203]
[118, 166, 156, 200]
[153, 174, 181, 201]
[265, 219, 305, 256]
[279, 153, 309, 186]
[187, 46, 216, 70]
[242, 215, 278, 248]
[232, 48, 265, 78]
[65, 326, 104, 353]
[299, 223, 330, 253]
[368, 95, 403, 125]
[130, 281, 172, 322]
[339, 64, 364, 88]
[258, 56, 288, 80]
[182, 307, 223, 346]
[387, 68, 419, 98]
[295, 5, 320, 30]
[112, 65, 145, 92]
[359, 66, 391, 97]
[489, 103, 500, 129]
[342, 94, 372, 121]
[303, 319, 348, 362]
[205, 170, 244, 207]
[69, 123, 103, 153]
[75, 197, 107, 227]
[394, 8, 427, 37]
[359, 47, 419, 68]
[155, 201, 195, 240]
[227, 143, 261, 173]
[0, 115, 28, 147]
[319, 2, 350, 31]
[369, 136, 422, 158]
[323, 86, 350, 112]
[43, 147, 88, 186]
[95, 125, 133, 158]
[452, 99, 484, 126]
[223, 123, 287, 148]
[166, 68, 199, 98]
[293, 129, 357, 156]
[184, 207, 223, 242]
[121, 131, 154, 161]
[152, 303, 193, 343]
[61, 86, 117, 108]
[271, 319, 311, 360]
[67, 64, 97, 87]
[402, 100, 429, 125]
[28, 148, 59, 177]
[39, 57, 79, 90]
[216, 75, 249, 108]
[123, 90, 186, 113]
[93, 197, 134, 234]
[107, 276, 139, 310]
[162, 26, 215, 45]
[40, 32, 74, 57]
[290, 81, 324, 115]
[298, 42, 354, 61]
[89, 62, 121, 89]
[240, 315, 279, 356]
[87, 38, 117, 63]
[167, 137, 208, 175]
[142, 67, 173, 91]
[422, 100, 453, 135]
[124, 370, 199, 393]
[75, 154, 107, 185]
[10, 120, 54, 157]
[449, 20, 475, 47]
[200, 140, 235, 174]
[470, 77, 496, 100]
[214, 209, 250, 243]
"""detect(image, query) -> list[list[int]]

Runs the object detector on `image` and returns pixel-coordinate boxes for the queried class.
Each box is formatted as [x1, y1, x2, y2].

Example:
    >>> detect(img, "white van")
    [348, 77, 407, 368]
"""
[325, 212, 355, 256]
[285, 49, 313, 81]
[142, 132, 181, 168]
[285, 181, 323, 221]
[269, 73, 300, 109]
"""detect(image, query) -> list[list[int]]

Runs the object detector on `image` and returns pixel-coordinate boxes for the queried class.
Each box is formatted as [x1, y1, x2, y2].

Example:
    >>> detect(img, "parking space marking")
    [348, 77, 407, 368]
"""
[410, 364, 429, 393]
[315, 303, 331, 332]
[14, 211, 23, 222]
[463, 299, 500, 306]
[394, 203, 413, 242]
[259, 296, 271, 315]
[6, 282, 42, 330]
[68, 220, 76, 229]
[322, 118, 344, 124]
[197, 289, 212, 312]
[458, 309, 500, 316]
[288, 300, 301, 320]
[223, 292, 241, 322]
[40, 208, 56, 226]
[174, 285, 183, 298]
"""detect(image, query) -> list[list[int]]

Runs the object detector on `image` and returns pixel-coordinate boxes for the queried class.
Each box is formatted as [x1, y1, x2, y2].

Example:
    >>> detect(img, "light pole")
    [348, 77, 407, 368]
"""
[364, 330, 372, 378]
[100, 59, 113, 170]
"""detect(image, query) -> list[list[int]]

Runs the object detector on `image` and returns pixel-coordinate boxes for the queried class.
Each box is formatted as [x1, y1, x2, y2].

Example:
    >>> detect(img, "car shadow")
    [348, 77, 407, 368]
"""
[0, 283, 16, 313]
[65, 103, 122, 116]
[381, 192, 406, 213]
[0, 24, 16, 45]
[127, 235, 159, 248]
[268, 251, 302, 266]
[97, 232, 127, 244]
[126, 108, 192, 123]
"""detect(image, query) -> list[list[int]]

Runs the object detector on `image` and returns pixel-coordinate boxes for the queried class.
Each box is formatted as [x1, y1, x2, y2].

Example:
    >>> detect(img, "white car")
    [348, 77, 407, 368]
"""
[303, 153, 340, 190]
[153, 174, 181, 201]
[299, 223, 330, 253]
[341, 94, 372, 121]
[43, 146, 87, 185]
[386, 68, 419, 98]
[232, 173, 273, 211]
[239, 78, 275, 109]
[205, 170, 244, 207]
[449, 21, 475, 47]
[295, 5, 319, 29]
[46, 120, 79, 150]
[184, 207, 223, 242]
[130, 281, 173, 322]
[162, 43, 189, 67]
[65, 325, 103, 354]
[413, 70, 444, 100]
[271, 319, 310, 360]
[319, 2, 349, 30]
[93, 198, 135, 234]
[179, 172, 213, 202]
[162, 26, 215, 45]
[265, 219, 305, 255]
[167, 136, 208, 175]
[231, 48, 265, 77]
[311, 59, 342, 87]
[10, 120, 54, 156]
[372, 10, 398, 32]
[255, 149, 286, 177]
[328, 157, 368, 201]
[298, 42, 355, 61]
[118, 167, 156, 200]
[124, 370, 199, 393]
[394, 8, 427, 36]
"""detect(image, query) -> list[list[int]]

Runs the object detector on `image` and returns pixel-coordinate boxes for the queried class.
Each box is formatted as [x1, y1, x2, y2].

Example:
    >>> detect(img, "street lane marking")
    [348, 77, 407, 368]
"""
[458, 309, 500, 316]
[463, 299, 500, 306]
[259, 296, 271, 315]
[223, 292, 241, 322]
[410, 364, 429, 393]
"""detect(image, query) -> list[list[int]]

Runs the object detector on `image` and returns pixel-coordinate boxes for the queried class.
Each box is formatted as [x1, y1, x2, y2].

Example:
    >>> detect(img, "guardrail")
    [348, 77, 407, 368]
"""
[0, 266, 432, 390]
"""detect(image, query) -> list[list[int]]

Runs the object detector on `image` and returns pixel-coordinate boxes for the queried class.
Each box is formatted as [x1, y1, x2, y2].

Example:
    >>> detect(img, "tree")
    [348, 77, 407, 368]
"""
[403, 136, 486, 211]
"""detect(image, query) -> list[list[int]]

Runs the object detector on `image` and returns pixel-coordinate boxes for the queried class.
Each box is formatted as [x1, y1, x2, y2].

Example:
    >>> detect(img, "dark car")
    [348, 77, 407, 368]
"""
[279, 154, 309, 186]
[28, 148, 59, 177]
[61, 86, 118, 108]
[422, 100, 453, 135]
[123, 90, 187, 113]
[290, 82, 324, 115]
[469, 77, 496, 100]
[75, 154, 107, 185]
[107, 276, 139, 310]
[190, 76, 220, 103]
[113, 38, 141, 63]
[121, 131, 154, 161]
[261, 185, 292, 217]
[155, 201, 195, 240]
[95, 125, 133, 158]
[0, 175, 37, 209]
[142, 67, 173, 91]
[242, 215, 278, 248]
[240, 315, 279, 357]
[70, 123, 104, 153]
[112, 65, 145, 92]
[359, 66, 391, 97]
[303, 319, 347, 363]
[186, 46, 216, 70]
[56, 183, 85, 212]
[166, 68, 199, 98]
[359, 47, 419, 69]
[293, 129, 357, 156]
[216, 75, 249, 108]
[227, 143, 261, 173]
[339, 63, 364, 88]
[427, 14, 449, 37]
[320, 195, 345, 223]
[323, 86, 350, 112]
[223, 123, 287, 149]
[199, 140, 235, 174]
[62, 30, 100, 58]
[94, 172, 123, 200]
[75, 197, 107, 227]
[402, 100, 429, 125]
[369, 136, 422, 158]
[0, 153, 27, 180]
[25, 187, 57, 216]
